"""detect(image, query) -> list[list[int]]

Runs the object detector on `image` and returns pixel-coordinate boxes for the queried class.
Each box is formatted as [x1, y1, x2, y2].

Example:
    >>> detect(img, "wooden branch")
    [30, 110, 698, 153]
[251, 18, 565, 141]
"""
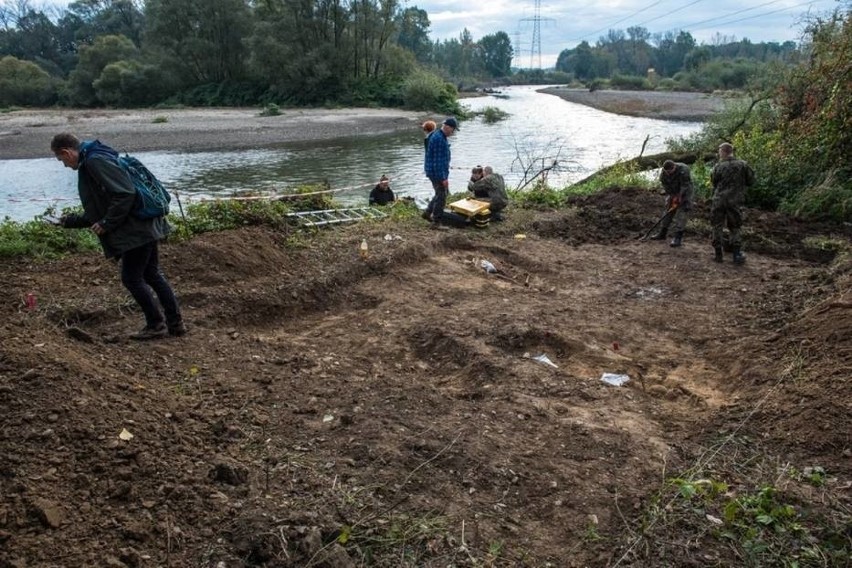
[639, 134, 651, 158]
[516, 161, 559, 191]
[570, 151, 716, 188]
[723, 95, 771, 142]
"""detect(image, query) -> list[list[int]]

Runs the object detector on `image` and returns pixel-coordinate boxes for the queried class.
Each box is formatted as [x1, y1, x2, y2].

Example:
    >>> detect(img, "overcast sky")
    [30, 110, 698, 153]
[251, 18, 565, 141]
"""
[44, 0, 847, 67]
[415, 0, 846, 66]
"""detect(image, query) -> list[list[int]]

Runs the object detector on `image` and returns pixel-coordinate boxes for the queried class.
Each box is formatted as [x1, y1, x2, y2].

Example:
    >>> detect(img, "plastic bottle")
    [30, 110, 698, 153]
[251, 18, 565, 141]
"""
[359, 239, 369, 259]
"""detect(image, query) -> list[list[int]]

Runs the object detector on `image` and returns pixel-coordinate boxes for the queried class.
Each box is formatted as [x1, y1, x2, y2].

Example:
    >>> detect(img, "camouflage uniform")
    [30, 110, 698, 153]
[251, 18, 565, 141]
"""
[710, 156, 755, 249]
[468, 173, 509, 214]
[658, 162, 694, 233]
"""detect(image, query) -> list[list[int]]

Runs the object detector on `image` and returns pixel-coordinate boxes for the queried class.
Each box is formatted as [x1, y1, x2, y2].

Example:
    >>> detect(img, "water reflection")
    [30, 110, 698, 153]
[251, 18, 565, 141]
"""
[0, 86, 702, 221]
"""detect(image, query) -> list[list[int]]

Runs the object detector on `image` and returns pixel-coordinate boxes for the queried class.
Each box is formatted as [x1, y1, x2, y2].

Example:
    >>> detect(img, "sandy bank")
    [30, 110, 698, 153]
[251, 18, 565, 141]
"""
[540, 87, 731, 121]
[0, 107, 424, 160]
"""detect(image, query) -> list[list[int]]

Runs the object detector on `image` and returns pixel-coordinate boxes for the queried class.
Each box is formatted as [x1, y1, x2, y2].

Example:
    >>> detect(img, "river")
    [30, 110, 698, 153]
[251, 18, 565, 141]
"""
[0, 86, 702, 221]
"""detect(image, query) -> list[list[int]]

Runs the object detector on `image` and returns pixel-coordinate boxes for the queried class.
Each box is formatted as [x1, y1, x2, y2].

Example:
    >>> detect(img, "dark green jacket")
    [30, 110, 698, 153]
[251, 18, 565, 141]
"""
[711, 157, 755, 204]
[659, 162, 695, 209]
[63, 146, 170, 258]
[467, 173, 509, 212]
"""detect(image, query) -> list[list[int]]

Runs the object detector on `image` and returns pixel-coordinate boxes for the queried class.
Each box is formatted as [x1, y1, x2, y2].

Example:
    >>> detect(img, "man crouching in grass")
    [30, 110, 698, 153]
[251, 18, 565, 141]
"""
[51, 132, 186, 340]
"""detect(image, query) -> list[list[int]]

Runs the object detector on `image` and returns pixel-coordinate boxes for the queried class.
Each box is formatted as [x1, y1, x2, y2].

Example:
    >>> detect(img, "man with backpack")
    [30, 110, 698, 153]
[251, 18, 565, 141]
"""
[51, 133, 185, 340]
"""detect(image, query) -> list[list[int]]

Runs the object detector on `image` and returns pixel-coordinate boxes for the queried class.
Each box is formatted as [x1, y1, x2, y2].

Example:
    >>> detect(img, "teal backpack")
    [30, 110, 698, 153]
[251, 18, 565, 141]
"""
[119, 154, 171, 220]
[81, 140, 171, 220]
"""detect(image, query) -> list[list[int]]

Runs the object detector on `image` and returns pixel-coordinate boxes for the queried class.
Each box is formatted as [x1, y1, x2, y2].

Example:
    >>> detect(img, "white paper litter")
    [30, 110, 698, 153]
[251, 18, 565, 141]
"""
[531, 354, 559, 369]
[600, 373, 630, 386]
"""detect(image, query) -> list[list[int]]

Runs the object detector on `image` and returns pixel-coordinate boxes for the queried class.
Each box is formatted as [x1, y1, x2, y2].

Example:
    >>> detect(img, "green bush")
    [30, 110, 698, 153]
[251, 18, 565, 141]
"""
[509, 181, 567, 209]
[171, 184, 339, 237]
[610, 74, 650, 90]
[588, 79, 606, 92]
[94, 59, 177, 106]
[781, 170, 852, 221]
[172, 200, 294, 236]
[259, 102, 281, 117]
[0, 209, 100, 259]
[0, 56, 56, 106]
[656, 78, 677, 91]
[401, 70, 463, 115]
[476, 106, 510, 123]
[569, 161, 657, 195]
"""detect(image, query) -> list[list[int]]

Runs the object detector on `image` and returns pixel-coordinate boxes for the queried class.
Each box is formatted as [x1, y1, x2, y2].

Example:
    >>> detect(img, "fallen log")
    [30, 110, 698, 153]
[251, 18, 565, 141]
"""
[571, 150, 716, 188]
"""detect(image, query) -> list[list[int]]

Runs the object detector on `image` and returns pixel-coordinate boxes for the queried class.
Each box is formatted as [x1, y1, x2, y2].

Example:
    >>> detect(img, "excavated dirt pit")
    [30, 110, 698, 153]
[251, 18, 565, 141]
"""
[1, 188, 849, 567]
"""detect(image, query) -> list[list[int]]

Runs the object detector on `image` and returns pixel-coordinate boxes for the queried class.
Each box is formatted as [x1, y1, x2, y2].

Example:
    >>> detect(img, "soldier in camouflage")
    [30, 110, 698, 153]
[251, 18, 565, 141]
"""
[468, 166, 509, 220]
[652, 160, 694, 247]
[710, 143, 755, 264]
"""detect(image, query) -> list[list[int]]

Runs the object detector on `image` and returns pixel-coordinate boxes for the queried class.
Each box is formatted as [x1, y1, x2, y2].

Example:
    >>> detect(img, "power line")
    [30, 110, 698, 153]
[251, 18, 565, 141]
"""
[634, 0, 707, 28]
[671, 0, 784, 31]
[554, 0, 834, 51]
[687, 0, 828, 32]
[569, 0, 669, 43]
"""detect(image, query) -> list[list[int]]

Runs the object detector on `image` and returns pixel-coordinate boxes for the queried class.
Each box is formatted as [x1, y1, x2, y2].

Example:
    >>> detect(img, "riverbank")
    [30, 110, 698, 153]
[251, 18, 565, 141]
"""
[0, 107, 424, 160]
[539, 87, 731, 121]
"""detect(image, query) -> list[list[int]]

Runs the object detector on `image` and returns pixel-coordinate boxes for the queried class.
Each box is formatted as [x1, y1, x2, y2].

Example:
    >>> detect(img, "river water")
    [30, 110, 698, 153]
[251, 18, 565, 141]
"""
[0, 86, 702, 221]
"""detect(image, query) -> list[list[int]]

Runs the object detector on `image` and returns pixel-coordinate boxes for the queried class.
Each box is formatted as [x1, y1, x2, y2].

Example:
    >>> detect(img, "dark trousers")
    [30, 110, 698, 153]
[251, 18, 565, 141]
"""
[426, 178, 448, 222]
[120, 241, 181, 328]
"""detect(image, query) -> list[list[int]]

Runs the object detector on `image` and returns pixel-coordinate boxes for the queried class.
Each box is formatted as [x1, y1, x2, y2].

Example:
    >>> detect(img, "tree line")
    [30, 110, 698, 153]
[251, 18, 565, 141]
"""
[556, 27, 800, 91]
[0, 0, 837, 112]
[0, 0, 512, 109]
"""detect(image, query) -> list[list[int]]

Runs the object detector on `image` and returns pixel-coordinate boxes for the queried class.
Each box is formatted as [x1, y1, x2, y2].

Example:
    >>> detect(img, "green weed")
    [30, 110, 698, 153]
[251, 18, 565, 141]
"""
[471, 106, 510, 123]
[0, 208, 100, 258]
[567, 161, 656, 196]
[259, 102, 282, 117]
[509, 180, 567, 209]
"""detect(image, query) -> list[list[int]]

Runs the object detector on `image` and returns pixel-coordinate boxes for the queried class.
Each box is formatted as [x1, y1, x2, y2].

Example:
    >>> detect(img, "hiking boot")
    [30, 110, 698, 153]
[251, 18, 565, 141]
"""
[669, 231, 683, 247]
[713, 247, 724, 263]
[429, 222, 449, 231]
[649, 227, 668, 240]
[168, 321, 187, 337]
[129, 323, 167, 340]
[732, 247, 746, 265]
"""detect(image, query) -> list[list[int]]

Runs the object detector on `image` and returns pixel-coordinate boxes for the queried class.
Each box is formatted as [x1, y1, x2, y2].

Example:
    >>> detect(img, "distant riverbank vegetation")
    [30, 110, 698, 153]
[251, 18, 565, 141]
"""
[0, 1, 842, 111]
[1, 2, 848, 222]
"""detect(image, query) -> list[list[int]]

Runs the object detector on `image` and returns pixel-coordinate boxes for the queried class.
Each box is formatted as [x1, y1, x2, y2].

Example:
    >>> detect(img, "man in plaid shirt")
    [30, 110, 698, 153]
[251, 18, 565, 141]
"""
[423, 117, 459, 230]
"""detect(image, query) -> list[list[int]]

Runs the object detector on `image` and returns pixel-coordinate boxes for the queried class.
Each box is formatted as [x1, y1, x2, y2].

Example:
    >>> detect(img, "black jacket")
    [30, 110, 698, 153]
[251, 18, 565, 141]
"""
[62, 141, 170, 258]
[369, 184, 395, 206]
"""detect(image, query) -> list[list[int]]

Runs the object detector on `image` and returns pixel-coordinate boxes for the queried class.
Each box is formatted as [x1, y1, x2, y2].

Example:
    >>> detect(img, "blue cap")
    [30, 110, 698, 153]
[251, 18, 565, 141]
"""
[443, 117, 459, 130]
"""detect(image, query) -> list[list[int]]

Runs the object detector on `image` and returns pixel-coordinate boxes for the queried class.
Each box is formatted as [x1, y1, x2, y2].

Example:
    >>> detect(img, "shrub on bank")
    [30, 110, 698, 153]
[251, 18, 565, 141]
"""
[610, 74, 651, 90]
[401, 70, 464, 115]
[0, 210, 99, 258]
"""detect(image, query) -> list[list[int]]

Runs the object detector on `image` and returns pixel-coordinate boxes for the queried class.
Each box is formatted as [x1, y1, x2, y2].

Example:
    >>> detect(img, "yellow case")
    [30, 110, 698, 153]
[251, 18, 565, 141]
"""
[448, 198, 491, 218]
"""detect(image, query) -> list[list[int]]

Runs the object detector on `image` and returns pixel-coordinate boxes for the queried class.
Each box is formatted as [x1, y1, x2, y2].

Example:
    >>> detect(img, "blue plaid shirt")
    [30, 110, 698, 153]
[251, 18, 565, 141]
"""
[424, 129, 450, 181]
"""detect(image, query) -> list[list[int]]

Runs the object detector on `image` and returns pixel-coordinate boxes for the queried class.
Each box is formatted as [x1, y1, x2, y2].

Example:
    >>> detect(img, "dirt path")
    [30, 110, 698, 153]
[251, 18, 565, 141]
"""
[0, 107, 424, 160]
[1, 188, 849, 566]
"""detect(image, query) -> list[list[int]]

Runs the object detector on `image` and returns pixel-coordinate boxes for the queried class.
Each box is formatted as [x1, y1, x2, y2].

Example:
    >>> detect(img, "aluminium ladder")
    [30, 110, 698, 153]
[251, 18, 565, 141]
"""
[286, 207, 388, 228]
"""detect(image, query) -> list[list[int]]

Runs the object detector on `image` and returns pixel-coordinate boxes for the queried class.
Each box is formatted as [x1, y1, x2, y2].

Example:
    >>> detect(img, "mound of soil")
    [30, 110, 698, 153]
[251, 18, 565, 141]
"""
[1, 188, 849, 567]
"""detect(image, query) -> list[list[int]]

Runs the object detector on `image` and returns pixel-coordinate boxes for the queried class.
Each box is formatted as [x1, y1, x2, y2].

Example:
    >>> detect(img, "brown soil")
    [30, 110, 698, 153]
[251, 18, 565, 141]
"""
[1, 188, 850, 567]
[539, 88, 732, 121]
